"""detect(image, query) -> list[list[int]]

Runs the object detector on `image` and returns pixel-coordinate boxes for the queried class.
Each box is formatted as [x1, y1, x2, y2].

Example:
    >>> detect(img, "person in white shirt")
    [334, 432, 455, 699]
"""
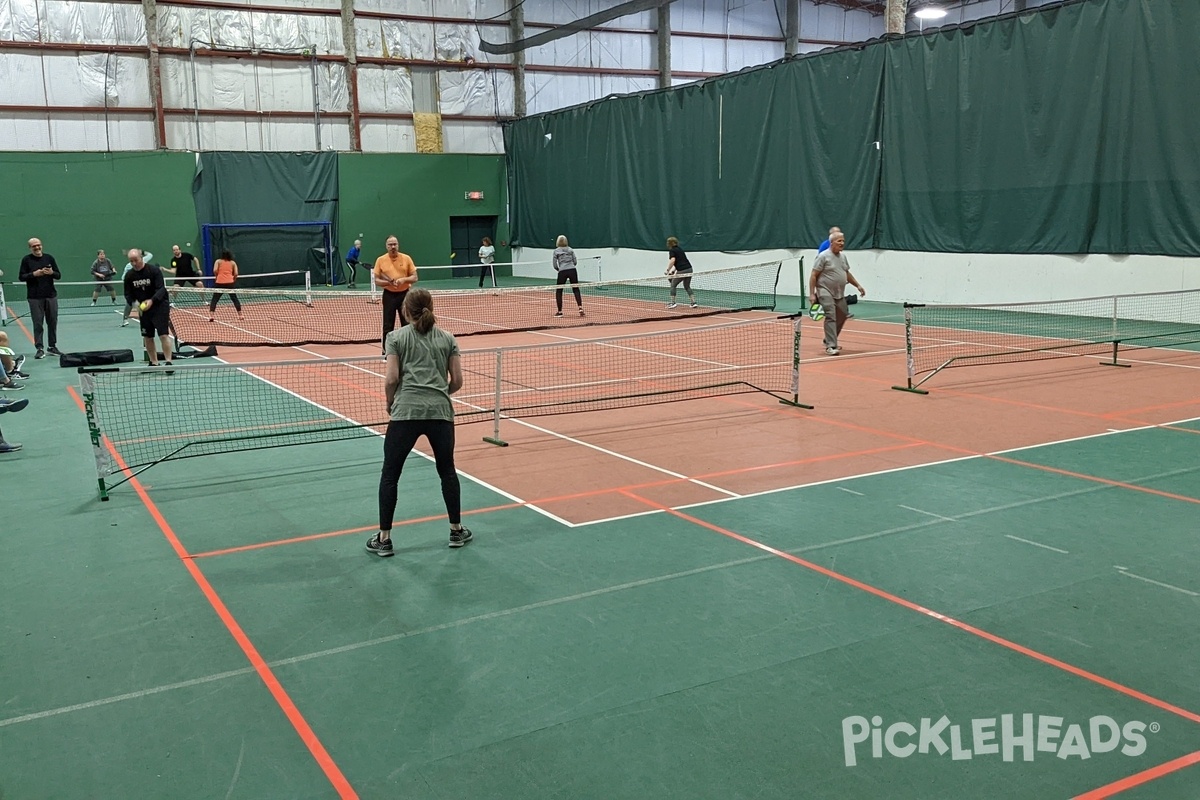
[477, 237, 496, 288]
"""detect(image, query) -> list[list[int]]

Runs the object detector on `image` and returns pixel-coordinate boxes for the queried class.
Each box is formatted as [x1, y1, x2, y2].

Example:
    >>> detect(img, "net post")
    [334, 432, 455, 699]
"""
[0, 282, 7, 326]
[1101, 339, 1131, 368]
[1100, 297, 1130, 368]
[892, 303, 929, 394]
[482, 349, 509, 447]
[779, 314, 813, 409]
[80, 371, 112, 501]
[796, 255, 805, 313]
[304, 271, 313, 307]
[368, 270, 381, 304]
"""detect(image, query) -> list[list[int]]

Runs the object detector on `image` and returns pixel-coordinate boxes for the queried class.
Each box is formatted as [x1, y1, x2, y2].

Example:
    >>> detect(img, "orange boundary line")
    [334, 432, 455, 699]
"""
[723, 394, 1200, 506]
[188, 501, 524, 559]
[12, 316, 36, 345]
[986, 455, 1200, 506]
[1072, 749, 1200, 799]
[812, 352, 1200, 434]
[66, 387, 358, 799]
[618, 488, 1200, 728]
[184, 442, 927, 558]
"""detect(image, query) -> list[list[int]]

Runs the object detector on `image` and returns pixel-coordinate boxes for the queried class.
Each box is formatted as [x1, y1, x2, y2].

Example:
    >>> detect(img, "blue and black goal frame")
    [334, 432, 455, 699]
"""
[200, 221, 336, 285]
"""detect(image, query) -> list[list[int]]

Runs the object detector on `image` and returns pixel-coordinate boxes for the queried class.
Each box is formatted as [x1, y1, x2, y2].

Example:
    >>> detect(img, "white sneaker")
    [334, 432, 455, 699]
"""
[666, 302, 678, 309]
[825, 347, 839, 355]
[689, 301, 698, 308]
[121, 320, 129, 327]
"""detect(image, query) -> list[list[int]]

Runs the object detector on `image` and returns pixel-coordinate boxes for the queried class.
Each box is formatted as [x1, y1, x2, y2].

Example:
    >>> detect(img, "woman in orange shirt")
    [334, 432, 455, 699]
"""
[208, 250, 244, 321]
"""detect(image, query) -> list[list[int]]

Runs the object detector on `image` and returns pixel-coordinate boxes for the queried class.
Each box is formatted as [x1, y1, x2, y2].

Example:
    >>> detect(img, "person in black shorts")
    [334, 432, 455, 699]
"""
[552, 235, 584, 317]
[665, 236, 697, 309]
[123, 249, 173, 369]
[169, 244, 202, 304]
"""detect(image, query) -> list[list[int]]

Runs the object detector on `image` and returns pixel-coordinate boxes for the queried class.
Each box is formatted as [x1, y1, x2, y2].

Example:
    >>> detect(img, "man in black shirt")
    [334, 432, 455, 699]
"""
[169, 244, 203, 304]
[18, 237, 61, 359]
[124, 249, 173, 368]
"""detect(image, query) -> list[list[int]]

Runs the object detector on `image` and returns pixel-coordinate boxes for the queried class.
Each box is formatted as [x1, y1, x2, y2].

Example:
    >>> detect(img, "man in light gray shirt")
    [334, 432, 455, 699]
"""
[808, 231, 866, 355]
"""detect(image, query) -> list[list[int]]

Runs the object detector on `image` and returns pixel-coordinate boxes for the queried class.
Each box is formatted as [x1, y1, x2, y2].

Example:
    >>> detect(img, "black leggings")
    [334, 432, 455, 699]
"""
[382, 289, 408, 348]
[379, 419, 460, 531]
[208, 289, 241, 313]
[478, 263, 494, 287]
[555, 268, 582, 312]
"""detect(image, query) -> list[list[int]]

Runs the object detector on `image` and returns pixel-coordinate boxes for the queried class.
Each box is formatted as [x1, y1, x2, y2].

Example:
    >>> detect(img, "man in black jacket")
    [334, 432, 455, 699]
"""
[18, 237, 61, 359]
[123, 249, 173, 369]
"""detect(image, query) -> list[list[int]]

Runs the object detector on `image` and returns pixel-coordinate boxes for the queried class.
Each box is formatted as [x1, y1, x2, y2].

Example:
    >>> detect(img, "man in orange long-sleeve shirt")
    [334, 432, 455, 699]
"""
[373, 235, 418, 353]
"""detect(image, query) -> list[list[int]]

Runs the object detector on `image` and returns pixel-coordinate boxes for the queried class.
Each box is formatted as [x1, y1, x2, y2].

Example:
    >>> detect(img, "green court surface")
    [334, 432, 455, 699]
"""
[1, 303, 1197, 799]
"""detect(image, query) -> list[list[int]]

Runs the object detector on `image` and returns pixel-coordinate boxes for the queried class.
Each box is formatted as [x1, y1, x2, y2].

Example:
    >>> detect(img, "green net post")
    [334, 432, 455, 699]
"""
[892, 304, 929, 394]
[779, 314, 814, 410]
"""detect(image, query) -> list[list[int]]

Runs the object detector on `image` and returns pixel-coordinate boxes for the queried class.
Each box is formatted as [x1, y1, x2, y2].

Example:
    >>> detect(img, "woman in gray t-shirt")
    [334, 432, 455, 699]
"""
[369, 288, 473, 555]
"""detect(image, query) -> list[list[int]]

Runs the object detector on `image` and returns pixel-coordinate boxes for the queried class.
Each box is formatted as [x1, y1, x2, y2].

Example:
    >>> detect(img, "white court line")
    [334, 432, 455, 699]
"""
[204, 352, 573, 528]
[899, 505, 958, 522]
[838, 487, 864, 496]
[600, 414, 1200, 525]
[8, 462, 1193, 730]
[1005, 535, 1069, 554]
[0, 552, 771, 730]
[1115, 567, 1199, 597]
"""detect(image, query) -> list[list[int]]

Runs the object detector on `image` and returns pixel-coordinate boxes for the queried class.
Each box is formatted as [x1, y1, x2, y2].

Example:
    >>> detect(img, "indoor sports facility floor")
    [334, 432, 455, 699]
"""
[2, 295, 1198, 799]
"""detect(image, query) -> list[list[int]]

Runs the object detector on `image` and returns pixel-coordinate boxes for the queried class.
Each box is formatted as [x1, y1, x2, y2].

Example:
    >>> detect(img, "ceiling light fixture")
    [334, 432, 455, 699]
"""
[914, 6, 949, 20]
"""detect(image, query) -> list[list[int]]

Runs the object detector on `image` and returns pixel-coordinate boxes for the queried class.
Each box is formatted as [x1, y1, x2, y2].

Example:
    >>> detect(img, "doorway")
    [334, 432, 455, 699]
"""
[449, 215, 497, 277]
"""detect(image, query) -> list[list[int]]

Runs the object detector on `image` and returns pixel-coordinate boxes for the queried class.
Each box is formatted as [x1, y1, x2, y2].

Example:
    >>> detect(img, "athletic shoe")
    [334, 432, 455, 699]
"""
[121, 320, 130, 327]
[825, 347, 840, 356]
[578, 308, 585, 316]
[90, 300, 97, 306]
[13, 355, 24, 372]
[554, 311, 563, 317]
[846, 313, 855, 319]
[690, 302, 698, 308]
[163, 361, 174, 376]
[0, 398, 29, 413]
[1, 381, 24, 390]
[0, 441, 22, 453]
[48, 346, 62, 356]
[666, 302, 678, 309]
[449, 528, 474, 548]
[11, 371, 30, 379]
[366, 534, 394, 557]
[34, 349, 45, 359]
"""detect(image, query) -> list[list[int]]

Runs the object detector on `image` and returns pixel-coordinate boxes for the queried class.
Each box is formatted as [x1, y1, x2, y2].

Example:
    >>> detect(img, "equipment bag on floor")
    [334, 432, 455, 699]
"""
[59, 349, 135, 368]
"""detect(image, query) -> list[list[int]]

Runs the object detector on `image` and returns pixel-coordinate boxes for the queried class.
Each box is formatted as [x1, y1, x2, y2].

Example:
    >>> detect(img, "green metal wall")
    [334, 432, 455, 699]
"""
[338, 153, 509, 269]
[2, 151, 510, 296]
[0, 152, 198, 291]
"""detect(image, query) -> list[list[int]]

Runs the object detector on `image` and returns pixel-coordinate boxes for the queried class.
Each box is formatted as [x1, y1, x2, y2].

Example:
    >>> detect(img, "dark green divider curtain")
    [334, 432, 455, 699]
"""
[506, 44, 884, 252]
[508, 0, 1200, 256]
[878, 0, 1200, 254]
[192, 152, 340, 284]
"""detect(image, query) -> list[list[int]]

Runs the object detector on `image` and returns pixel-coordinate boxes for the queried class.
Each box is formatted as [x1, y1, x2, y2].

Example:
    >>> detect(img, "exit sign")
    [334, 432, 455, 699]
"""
[465, 191, 484, 201]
